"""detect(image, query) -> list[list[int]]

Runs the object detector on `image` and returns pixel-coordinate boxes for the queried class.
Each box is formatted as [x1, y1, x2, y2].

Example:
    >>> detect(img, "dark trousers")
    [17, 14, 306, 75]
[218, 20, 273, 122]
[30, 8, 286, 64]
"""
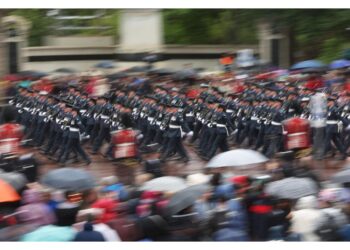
[142, 126, 157, 146]
[93, 122, 110, 152]
[262, 134, 282, 158]
[162, 136, 188, 159]
[60, 137, 90, 163]
[208, 133, 229, 158]
[204, 129, 217, 153]
[324, 130, 346, 156]
[248, 122, 259, 147]
[190, 122, 202, 143]
[44, 128, 58, 154]
[35, 121, 49, 146]
[254, 125, 265, 150]
[90, 121, 100, 144]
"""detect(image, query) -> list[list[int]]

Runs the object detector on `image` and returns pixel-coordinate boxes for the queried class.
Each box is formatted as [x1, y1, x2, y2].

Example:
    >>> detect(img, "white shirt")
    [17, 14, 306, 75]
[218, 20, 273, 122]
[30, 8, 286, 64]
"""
[93, 223, 121, 242]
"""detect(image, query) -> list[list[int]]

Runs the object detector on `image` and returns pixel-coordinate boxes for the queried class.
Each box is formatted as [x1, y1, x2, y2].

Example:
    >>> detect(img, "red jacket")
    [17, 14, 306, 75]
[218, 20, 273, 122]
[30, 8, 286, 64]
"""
[0, 123, 23, 155]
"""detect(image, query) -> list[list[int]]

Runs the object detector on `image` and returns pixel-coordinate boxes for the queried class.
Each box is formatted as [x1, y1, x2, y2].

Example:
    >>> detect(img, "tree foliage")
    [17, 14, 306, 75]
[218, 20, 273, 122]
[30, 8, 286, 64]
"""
[9, 9, 350, 63]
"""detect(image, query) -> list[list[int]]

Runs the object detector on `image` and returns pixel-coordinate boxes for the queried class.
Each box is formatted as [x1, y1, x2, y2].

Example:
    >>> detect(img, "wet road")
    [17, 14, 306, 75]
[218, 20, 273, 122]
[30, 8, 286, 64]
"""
[32, 140, 350, 185]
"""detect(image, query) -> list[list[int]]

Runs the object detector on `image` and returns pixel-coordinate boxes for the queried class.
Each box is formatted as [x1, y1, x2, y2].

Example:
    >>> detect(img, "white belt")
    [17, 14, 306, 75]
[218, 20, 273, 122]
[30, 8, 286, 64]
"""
[226, 109, 234, 113]
[100, 115, 109, 119]
[39, 112, 47, 116]
[216, 124, 226, 127]
[271, 121, 282, 126]
[326, 120, 338, 125]
[251, 117, 259, 121]
[169, 125, 181, 129]
[156, 121, 161, 126]
[23, 107, 30, 111]
[148, 117, 155, 122]
[69, 127, 80, 132]
[288, 132, 307, 136]
[118, 142, 134, 146]
[80, 109, 87, 114]
[186, 114, 194, 117]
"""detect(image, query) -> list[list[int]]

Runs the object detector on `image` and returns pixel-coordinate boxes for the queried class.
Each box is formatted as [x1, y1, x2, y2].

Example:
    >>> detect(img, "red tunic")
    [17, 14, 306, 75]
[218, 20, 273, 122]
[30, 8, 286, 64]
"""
[0, 123, 23, 155]
[112, 129, 138, 159]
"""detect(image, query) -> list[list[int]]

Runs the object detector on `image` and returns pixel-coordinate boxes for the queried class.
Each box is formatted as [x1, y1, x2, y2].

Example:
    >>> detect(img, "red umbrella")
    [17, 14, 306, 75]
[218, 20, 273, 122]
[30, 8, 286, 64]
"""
[0, 179, 20, 203]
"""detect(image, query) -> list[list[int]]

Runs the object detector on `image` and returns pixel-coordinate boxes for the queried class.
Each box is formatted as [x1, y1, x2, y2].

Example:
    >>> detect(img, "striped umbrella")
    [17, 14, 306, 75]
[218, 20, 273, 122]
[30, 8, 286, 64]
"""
[265, 177, 318, 200]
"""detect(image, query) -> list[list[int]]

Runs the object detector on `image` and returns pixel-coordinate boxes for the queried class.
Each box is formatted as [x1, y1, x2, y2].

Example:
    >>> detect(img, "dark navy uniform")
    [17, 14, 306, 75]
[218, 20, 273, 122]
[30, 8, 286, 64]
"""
[160, 109, 190, 162]
[324, 103, 347, 159]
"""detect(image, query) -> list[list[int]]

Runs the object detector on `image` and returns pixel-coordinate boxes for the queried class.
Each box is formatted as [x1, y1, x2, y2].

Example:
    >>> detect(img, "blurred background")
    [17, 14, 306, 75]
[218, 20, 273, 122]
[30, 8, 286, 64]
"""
[0, 9, 349, 76]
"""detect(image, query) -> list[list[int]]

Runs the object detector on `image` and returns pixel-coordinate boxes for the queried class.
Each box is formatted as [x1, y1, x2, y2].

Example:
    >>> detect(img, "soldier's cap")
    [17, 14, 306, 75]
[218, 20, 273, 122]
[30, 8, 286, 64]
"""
[67, 104, 80, 112]
[187, 96, 195, 101]
[212, 86, 219, 92]
[39, 91, 49, 96]
[328, 96, 337, 101]
[81, 92, 88, 96]
[287, 91, 298, 96]
[89, 98, 97, 104]
[27, 89, 34, 93]
[171, 87, 179, 92]
[207, 98, 216, 104]
[274, 98, 284, 103]
[218, 103, 226, 109]
[200, 83, 209, 88]
[98, 95, 109, 100]
[244, 98, 254, 104]
[227, 92, 239, 98]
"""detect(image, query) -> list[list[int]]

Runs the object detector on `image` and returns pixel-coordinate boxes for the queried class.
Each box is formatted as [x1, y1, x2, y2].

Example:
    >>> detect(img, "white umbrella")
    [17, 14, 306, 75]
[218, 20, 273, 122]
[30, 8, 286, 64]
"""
[140, 176, 188, 193]
[206, 149, 269, 168]
[265, 177, 318, 200]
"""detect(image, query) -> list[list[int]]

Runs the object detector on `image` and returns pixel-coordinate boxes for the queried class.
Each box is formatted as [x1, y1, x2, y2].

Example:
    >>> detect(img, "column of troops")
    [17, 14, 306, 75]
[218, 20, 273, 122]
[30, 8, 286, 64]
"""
[8, 79, 350, 164]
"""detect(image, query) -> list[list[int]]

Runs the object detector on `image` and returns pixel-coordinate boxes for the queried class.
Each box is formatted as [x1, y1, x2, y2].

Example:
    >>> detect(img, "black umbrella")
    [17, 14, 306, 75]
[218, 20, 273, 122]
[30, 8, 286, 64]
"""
[172, 69, 198, 80]
[54, 68, 76, 74]
[125, 65, 149, 73]
[165, 184, 209, 217]
[106, 72, 128, 80]
[332, 168, 350, 184]
[148, 68, 175, 76]
[0, 170, 28, 191]
[18, 70, 48, 79]
[301, 67, 327, 74]
[40, 167, 96, 191]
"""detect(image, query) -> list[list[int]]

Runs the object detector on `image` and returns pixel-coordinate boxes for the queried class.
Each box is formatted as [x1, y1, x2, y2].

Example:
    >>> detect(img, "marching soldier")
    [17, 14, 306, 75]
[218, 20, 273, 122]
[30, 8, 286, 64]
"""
[206, 103, 234, 159]
[262, 98, 287, 158]
[59, 105, 91, 165]
[324, 97, 347, 160]
[92, 96, 113, 154]
[160, 104, 190, 163]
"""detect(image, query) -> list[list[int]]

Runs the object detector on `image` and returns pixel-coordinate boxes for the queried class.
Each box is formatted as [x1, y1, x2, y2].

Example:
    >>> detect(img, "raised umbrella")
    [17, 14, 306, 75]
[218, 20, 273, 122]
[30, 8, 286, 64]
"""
[265, 177, 319, 200]
[54, 68, 76, 74]
[206, 149, 269, 169]
[148, 68, 175, 76]
[140, 176, 188, 193]
[172, 69, 198, 81]
[165, 184, 209, 217]
[94, 60, 115, 69]
[0, 170, 28, 191]
[40, 167, 96, 192]
[332, 168, 350, 184]
[0, 179, 20, 203]
[291, 60, 325, 70]
[329, 59, 350, 70]
[125, 65, 149, 73]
